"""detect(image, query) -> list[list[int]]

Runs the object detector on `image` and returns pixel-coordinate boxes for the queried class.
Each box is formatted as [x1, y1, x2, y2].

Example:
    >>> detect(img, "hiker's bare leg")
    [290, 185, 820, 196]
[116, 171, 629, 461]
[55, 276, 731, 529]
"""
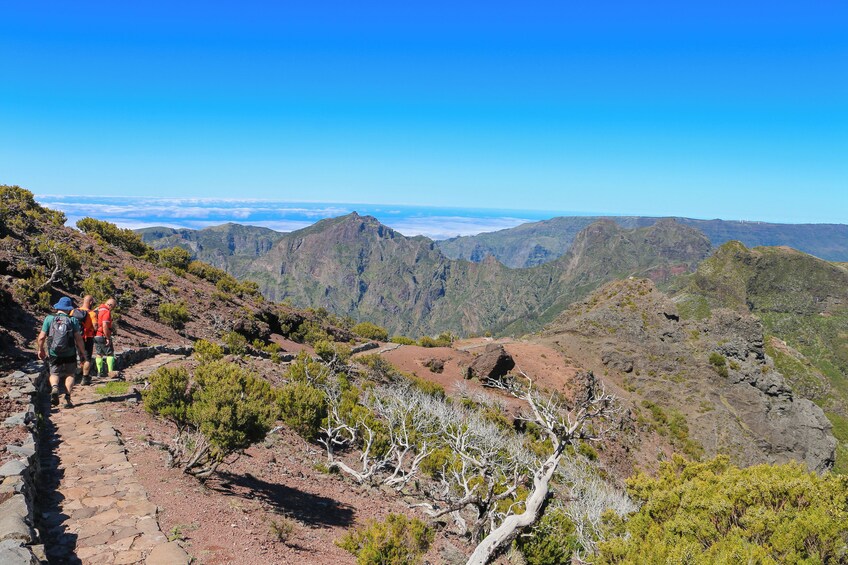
[64, 375, 75, 397]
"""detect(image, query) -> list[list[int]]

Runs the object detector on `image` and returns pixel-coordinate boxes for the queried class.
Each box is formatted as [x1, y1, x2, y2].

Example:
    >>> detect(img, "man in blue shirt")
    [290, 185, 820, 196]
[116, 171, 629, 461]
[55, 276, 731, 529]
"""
[36, 296, 87, 408]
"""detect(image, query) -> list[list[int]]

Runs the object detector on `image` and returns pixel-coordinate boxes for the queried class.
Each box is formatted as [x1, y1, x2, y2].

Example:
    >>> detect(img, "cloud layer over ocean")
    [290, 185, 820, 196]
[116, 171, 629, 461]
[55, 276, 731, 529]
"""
[36, 195, 577, 240]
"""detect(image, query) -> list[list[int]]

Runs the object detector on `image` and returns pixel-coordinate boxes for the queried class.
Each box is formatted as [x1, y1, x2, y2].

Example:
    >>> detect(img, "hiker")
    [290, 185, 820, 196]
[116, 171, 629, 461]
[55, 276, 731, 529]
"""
[72, 294, 97, 385]
[36, 296, 87, 408]
[93, 297, 117, 378]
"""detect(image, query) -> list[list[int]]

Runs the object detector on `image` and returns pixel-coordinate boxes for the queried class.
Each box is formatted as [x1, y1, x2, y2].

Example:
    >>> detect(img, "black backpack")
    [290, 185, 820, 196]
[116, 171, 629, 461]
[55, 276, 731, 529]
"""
[49, 314, 75, 357]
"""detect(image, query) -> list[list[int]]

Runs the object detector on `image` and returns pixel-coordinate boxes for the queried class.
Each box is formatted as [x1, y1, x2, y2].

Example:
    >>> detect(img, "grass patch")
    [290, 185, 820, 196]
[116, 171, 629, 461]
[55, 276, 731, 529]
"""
[94, 381, 131, 396]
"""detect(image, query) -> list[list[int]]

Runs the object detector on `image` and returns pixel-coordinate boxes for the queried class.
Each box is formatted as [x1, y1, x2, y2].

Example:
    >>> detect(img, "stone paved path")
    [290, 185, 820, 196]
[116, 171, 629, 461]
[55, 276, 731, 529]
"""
[40, 363, 190, 564]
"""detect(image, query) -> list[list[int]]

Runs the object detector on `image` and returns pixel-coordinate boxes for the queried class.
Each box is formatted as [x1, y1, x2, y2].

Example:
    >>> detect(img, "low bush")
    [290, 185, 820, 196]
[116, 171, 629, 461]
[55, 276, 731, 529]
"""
[419, 332, 454, 348]
[352, 322, 389, 342]
[337, 514, 434, 565]
[390, 336, 416, 346]
[222, 330, 248, 356]
[194, 339, 224, 364]
[315, 340, 352, 366]
[159, 301, 190, 329]
[76, 217, 152, 256]
[123, 265, 150, 283]
[278, 381, 326, 441]
[708, 352, 729, 378]
[82, 273, 117, 303]
[515, 506, 579, 565]
[143, 361, 278, 480]
[157, 246, 192, 272]
[597, 455, 848, 564]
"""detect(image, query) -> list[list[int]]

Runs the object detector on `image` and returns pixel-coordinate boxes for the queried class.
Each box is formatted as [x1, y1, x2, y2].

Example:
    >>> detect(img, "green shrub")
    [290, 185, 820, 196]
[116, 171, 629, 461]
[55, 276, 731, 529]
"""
[390, 336, 416, 346]
[337, 514, 434, 565]
[419, 332, 454, 348]
[315, 340, 351, 366]
[143, 365, 192, 426]
[157, 246, 192, 271]
[516, 507, 579, 565]
[597, 455, 848, 564]
[76, 217, 152, 256]
[300, 321, 331, 345]
[159, 301, 190, 329]
[194, 339, 224, 364]
[222, 331, 248, 356]
[82, 273, 116, 302]
[190, 360, 279, 460]
[708, 352, 729, 378]
[285, 351, 332, 385]
[157, 273, 172, 287]
[278, 381, 326, 441]
[123, 265, 150, 283]
[352, 322, 389, 342]
[1, 185, 66, 236]
[188, 260, 228, 283]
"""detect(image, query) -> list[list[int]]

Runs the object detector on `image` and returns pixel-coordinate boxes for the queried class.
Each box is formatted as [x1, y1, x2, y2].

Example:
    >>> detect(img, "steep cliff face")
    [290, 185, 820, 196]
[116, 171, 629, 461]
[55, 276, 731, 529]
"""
[139, 223, 284, 277]
[227, 214, 712, 336]
[672, 241, 848, 471]
[543, 278, 836, 471]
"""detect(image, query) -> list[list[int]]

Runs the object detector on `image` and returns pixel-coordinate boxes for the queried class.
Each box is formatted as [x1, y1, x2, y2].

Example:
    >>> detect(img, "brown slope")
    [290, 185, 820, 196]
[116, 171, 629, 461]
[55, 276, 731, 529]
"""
[540, 278, 836, 471]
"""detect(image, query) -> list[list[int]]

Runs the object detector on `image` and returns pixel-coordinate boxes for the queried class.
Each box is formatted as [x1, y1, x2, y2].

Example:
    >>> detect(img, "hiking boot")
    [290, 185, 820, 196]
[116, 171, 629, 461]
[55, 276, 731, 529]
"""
[50, 386, 60, 406]
[63, 394, 73, 408]
[81, 376, 92, 386]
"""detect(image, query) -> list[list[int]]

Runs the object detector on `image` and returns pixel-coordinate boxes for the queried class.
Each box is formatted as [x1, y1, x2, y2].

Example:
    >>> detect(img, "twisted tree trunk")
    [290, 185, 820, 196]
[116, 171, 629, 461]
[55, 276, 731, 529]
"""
[466, 449, 563, 565]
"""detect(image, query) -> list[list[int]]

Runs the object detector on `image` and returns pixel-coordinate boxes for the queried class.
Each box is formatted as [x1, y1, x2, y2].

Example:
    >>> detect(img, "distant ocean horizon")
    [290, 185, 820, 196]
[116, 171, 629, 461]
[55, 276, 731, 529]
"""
[35, 195, 604, 240]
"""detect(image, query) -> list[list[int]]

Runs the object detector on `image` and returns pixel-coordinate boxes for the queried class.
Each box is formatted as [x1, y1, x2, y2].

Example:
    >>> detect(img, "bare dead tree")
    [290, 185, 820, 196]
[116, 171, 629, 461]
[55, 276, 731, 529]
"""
[409, 397, 534, 539]
[465, 370, 616, 565]
[318, 381, 439, 487]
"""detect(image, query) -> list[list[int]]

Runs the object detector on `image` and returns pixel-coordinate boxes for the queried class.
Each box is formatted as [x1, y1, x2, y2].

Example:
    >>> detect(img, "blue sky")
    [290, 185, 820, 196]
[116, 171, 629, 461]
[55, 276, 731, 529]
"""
[2, 1, 847, 224]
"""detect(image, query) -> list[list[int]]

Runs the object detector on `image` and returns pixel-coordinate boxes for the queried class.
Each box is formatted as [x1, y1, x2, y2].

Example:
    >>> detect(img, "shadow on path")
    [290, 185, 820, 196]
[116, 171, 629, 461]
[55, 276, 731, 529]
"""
[37, 396, 81, 565]
[212, 470, 356, 528]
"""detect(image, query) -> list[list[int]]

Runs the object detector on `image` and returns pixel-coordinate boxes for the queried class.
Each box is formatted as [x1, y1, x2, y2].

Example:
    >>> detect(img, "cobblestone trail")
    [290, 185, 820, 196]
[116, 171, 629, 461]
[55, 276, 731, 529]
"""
[39, 357, 190, 564]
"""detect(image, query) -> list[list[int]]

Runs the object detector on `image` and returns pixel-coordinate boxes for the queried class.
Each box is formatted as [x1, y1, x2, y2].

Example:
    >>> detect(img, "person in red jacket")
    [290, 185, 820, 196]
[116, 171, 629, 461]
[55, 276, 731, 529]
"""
[93, 298, 117, 378]
[71, 294, 97, 385]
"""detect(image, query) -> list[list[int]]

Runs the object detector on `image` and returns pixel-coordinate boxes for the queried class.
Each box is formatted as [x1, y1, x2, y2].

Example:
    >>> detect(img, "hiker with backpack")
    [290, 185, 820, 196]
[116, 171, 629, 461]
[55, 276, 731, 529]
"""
[71, 294, 97, 385]
[36, 296, 87, 408]
[93, 298, 117, 378]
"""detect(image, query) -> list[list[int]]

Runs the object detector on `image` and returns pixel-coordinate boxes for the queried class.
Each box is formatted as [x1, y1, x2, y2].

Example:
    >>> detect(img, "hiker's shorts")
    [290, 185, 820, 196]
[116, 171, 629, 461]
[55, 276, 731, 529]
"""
[48, 357, 77, 378]
[93, 336, 114, 356]
[82, 337, 94, 361]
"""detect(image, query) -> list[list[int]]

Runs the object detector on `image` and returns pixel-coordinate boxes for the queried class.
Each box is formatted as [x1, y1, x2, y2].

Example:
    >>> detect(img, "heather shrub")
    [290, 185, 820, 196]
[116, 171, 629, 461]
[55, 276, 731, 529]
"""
[123, 265, 150, 283]
[315, 340, 351, 366]
[159, 301, 190, 329]
[337, 514, 434, 565]
[597, 455, 848, 564]
[158, 246, 192, 271]
[194, 339, 224, 364]
[352, 321, 388, 342]
[390, 336, 416, 346]
[76, 217, 151, 256]
[222, 330, 248, 356]
[144, 361, 278, 480]
[278, 381, 326, 441]
[708, 352, 729, 378]
[82, 273, 117, 302]
[515, 507, 579, 565]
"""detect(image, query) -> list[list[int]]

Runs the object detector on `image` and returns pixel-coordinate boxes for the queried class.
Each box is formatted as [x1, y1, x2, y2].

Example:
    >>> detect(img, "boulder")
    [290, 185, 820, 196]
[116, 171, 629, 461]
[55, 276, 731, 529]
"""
[467, 344, 514, 380]
[145, 542, 191, 565]
[601, 349, 634, 373]
[423, 358, 444, 374]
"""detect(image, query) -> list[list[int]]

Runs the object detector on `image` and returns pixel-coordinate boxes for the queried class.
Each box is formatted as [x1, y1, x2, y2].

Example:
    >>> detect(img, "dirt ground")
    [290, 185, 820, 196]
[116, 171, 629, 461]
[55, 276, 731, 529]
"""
[100, 356, 473, 565]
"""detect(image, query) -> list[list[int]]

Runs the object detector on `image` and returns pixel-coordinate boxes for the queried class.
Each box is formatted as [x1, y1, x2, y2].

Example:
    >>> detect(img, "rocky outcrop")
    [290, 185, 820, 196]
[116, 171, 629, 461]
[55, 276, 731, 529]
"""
[467, 344, 515, 380]
[546, 278, 837, 472]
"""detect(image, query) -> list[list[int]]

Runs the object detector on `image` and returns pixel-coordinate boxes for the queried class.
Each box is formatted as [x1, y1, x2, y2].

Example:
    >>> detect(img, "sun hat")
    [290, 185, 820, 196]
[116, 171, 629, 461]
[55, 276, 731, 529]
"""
[53, 297, 75, 311]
